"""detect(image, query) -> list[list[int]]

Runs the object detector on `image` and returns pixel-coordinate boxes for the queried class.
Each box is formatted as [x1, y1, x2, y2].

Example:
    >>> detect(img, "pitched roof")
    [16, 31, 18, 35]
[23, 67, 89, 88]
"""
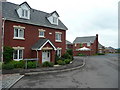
[73, 36, 96, 44]
[66, 40, 72, 44]
[106, 46, 115, 49]
[98, 43, 104, 48]
[51, 11, 59, 17]
[2, 2, 68, 30]
[31, 39, 56, 50]
[19, 1, 31, 9]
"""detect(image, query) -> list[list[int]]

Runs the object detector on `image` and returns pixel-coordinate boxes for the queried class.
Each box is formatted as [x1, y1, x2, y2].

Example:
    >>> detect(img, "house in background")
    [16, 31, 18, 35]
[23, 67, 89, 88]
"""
[98, 43, 105, 54]
[66, 40, 73, 50]
[105, 47, 116, 53]
[73, 34, 98, 56]
[2, 1, 68, 64]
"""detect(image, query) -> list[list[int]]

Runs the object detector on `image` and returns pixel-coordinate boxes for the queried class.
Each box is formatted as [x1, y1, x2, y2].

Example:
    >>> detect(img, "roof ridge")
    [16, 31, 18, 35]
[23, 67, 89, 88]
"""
[76, 36, 96, 38]
[32, 8, 50, 15]
[3, 1, 50, 15]
[2, 1, 68, 30]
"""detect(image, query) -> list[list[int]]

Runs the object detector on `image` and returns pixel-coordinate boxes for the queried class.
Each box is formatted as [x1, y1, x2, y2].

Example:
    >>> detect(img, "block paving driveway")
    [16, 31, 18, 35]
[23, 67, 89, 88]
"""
[11, 54, 118, 88]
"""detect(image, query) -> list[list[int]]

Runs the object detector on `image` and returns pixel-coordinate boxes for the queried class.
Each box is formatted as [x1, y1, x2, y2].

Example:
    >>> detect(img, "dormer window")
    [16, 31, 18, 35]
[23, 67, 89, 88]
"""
[47, 11, 59, 25]
[22, 9, 28, 18]
[17, 2, 31, 19]
[53, 17, 57, 24]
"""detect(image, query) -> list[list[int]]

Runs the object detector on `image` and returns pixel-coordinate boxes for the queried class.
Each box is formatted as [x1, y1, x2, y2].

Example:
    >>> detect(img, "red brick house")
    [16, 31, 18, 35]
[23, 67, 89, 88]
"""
[2, 1, 68, 64]
[66, 40, 73, 50]
[98, 43, 105, 54]
[105, 47, 116, 53]
[73, 34, 98, 56]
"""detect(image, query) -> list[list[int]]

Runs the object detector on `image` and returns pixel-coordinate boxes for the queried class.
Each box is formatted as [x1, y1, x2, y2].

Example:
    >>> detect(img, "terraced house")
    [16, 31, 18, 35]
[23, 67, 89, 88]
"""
[2, 1, 68, 63]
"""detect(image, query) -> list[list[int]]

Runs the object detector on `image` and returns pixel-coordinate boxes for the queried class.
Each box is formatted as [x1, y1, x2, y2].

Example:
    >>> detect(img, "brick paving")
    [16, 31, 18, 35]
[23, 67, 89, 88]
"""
[2, 74, 24, 89]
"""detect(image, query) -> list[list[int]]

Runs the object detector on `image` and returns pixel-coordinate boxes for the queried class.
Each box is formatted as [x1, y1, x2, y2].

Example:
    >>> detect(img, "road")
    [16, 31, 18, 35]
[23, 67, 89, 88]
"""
[12, 54, 118, 88]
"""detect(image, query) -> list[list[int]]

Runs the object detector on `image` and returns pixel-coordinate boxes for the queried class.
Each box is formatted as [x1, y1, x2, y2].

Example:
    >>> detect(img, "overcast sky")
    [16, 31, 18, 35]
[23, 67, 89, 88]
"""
[7, 0, 119, 48]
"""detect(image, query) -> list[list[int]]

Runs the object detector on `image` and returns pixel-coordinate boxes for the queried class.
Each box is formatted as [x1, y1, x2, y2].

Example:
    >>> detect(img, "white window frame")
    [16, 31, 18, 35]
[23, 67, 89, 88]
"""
[38, 29, 45, 37]
[13, 27, 25, 40]
[13, 49, 23, 61]
[55, 32, 62, 42]
[39, 31, 45, 37]
[53, 17, 57, 24]
[22, 9, 28, 18]
[57, 48, 62, 57]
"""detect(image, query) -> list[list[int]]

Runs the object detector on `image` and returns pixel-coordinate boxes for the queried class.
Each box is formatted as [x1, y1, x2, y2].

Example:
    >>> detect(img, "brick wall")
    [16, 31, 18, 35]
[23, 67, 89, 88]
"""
[4, 20, 66, 60]
[73, 34, 98, 56]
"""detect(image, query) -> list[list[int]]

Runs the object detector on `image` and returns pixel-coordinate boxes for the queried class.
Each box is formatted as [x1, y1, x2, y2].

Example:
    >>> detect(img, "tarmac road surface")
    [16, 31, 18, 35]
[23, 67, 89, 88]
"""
[12, 54, 118, 88]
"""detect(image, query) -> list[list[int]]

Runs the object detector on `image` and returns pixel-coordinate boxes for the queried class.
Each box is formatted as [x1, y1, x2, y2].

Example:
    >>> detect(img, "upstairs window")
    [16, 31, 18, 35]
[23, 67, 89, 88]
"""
[22, 9, 28, 18]
[14, 27, 24, 39]
[55, 32, 62, 42]
[53, 17, 57, 24]
[39, 31, 45, 37]
[38, 29, 45, 37]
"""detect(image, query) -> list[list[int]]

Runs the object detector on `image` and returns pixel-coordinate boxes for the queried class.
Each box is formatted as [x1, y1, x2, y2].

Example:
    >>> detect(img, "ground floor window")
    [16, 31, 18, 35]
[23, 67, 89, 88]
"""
[13, 49, 23, 61]
[57, 49, 62, 57]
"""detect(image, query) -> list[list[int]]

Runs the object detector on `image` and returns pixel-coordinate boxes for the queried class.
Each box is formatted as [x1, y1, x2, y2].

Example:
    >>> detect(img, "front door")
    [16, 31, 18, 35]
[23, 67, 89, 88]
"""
[42, 50, 50, 63]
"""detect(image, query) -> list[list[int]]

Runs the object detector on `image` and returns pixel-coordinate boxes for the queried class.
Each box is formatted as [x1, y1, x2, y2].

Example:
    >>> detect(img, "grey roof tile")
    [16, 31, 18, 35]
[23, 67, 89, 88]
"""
[31, 39, 48, 50]
[98, 43, 104, 48]
[2, 2, 68, 30]
[66, 40, 72, 44]
[73, 36, 96, 44]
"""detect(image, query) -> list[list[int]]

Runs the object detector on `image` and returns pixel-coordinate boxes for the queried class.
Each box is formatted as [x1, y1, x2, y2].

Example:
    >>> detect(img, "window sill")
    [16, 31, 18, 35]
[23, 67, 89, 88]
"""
[55, 40, 62, 42]
[38, 36, 45, 38]
[13, 37, 25, 40]
[13, 59, 23, 61]
[39, 35, 46, 37]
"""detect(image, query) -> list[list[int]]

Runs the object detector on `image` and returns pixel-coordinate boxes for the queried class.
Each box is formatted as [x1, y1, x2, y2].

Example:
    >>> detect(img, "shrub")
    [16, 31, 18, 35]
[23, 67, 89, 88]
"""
[97, 53, 105, 55]
[3, 46, 14, 63]
[42, 61, 54, 67]
[0, 62, 2, 69]
[2, 63, 14, 70]
[64, 59, 71, 64]
[27, 61, 36, 69]
[55, 54, 60, 64]
[77, 53, 85, 56]
[62, 52, 72, 60]
[49, 62, 54, 67]
[57, 60, 65, 65]
[66, 49, 73, 60]
[79, 43, 82, 48]
[67, 49, 73, 56]
[10, 60, 25, 68]
[55, 50, 73, 65]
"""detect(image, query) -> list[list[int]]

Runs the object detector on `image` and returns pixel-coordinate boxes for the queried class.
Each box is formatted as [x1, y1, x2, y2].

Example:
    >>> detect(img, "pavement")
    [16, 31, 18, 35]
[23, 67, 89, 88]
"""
[1, 56, 85, 89]
[2, 74, 24, 89]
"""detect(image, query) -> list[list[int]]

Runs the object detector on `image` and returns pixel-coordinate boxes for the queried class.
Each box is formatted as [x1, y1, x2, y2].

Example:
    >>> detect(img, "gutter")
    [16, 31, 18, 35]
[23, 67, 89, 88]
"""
[1, 18, 6, 63]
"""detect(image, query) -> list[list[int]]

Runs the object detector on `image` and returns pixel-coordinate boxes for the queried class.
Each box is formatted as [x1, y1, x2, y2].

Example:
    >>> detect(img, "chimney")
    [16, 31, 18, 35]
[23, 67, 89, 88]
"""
[96, 34, 98, 53]
[96, 34, 98, 38]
